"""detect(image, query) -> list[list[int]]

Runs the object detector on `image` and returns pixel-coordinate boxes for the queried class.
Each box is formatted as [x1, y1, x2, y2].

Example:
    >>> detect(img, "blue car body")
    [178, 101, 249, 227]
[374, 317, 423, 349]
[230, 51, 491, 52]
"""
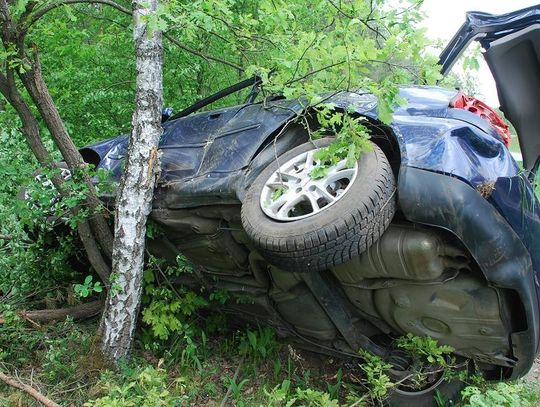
[80, 7, 540, 378]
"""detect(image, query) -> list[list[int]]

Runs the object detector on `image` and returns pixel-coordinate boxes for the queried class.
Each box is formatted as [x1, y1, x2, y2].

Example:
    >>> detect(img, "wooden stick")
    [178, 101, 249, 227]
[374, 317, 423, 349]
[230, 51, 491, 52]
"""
[0, 371, 60, 407]
[0, 300, 103, 324]
[219, 355, 245, 407]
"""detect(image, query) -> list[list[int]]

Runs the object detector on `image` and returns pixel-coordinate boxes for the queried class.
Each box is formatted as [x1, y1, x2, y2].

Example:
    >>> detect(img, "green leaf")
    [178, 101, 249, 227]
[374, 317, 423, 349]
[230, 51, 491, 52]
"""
[346, 144, 357, 168]
[247, 330, 257, 349]
[271, 186, 285, 201]
[310, 165, 329, 180]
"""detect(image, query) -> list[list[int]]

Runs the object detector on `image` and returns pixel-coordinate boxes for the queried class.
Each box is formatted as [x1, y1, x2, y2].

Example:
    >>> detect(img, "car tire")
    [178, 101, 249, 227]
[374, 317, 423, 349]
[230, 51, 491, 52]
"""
[387, 377, 464, 407]
[386, 359, 469, 407]
[241, 137, 396, 272]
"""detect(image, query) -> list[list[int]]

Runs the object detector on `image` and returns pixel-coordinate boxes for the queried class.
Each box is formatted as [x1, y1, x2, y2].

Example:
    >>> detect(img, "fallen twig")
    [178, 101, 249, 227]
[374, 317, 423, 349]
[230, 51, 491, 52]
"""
[219, 355, 245, 407]
[0, 370, 60, 407]
[0, 300, 103, 324]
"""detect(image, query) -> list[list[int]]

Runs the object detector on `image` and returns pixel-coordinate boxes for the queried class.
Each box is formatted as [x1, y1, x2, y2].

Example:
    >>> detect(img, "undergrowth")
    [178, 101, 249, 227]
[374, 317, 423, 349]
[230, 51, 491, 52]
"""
[1, 310, 539, 406]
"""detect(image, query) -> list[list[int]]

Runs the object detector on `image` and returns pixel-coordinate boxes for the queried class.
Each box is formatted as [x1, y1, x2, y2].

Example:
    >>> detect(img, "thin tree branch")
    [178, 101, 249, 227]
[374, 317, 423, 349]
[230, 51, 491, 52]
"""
[28, 0, 131, 27]
[72, 7, 130, 29]
[163, 31, 244, 72]
[326, 0, 387, 40]
[367, 0, 374, 20]
[25, 0, 244, 72]
[19, 0, 37, 24]
[0, 371, 60, 407]
[368, 58, 422, 81]
[326, 0, 354, 19]
[0, 234, 32, 244]
[290, 35, 318, 83]
[201, 10, 277, 48]
[285, 61, 346, 85]
[219, 355, 245, 407]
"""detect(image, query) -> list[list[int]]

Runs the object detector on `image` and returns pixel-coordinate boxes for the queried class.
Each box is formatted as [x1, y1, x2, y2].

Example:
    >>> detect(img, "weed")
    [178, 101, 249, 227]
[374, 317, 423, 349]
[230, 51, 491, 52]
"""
[239, 326, 280, 362]
[226, 376, 250, 401]
[264, 379, 341, 407]
[326, 369, 342, 400]
[74, 275, 103, 298]
[397, 333, 454, 365]
[274, 358, 283, 381]
[460, 381, 538, 407]
[265, 379, 293, 405]
[85, 364, 188, 406]
[357, 349, 393, 401]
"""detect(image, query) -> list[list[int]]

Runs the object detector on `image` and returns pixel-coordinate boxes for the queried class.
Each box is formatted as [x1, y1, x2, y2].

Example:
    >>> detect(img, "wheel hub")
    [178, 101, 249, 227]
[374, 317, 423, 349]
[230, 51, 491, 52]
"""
[259, 148, 358, 221]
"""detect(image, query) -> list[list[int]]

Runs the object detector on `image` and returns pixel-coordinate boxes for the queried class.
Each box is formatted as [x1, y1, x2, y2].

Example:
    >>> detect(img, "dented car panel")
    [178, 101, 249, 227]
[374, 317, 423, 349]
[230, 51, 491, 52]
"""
[399, 167, 539, 378]
[87, 85, 518, 200]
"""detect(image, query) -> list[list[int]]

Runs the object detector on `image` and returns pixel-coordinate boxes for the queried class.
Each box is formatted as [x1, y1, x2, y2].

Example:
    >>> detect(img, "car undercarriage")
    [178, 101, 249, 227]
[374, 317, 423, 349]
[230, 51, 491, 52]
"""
[147, 204, 518, 378]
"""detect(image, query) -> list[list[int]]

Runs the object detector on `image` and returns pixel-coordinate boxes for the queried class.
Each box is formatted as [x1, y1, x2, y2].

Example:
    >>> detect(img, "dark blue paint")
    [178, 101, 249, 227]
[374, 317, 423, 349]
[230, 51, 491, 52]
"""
[439, 5, 540, 75]
[490, 176, 540, 274]
[86, 85, 518, 188]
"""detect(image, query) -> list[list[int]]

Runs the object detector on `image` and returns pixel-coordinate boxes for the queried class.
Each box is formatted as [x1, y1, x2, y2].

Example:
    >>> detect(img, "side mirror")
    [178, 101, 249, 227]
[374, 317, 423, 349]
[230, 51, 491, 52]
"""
[161, 107, 174, 123]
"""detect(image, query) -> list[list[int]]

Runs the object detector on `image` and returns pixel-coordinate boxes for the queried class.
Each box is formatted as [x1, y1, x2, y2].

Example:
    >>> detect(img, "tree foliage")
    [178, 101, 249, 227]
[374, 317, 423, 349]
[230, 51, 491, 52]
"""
[3, 0, 439, 143]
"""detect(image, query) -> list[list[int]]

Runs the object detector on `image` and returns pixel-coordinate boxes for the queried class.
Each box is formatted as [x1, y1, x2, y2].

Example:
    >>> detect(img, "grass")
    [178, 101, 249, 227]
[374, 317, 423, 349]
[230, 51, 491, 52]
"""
[0, 318, 352, 406]
[1, 317, 539, 407]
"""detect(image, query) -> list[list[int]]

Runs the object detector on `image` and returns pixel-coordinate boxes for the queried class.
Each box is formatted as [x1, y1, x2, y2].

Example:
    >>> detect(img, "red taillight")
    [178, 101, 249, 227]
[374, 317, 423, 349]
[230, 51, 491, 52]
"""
[450, 91, 511, 147]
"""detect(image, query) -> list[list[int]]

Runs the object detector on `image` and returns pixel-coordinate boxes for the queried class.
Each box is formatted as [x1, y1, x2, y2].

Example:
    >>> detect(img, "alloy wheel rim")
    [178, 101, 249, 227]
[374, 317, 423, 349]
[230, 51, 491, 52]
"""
[259, 148, 358, 221]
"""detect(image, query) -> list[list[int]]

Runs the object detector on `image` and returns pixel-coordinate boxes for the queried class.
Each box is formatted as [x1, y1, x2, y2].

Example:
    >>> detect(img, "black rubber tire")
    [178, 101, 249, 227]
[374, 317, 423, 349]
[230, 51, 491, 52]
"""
[387, 378, 464, 407]
[241, 138, 396, 272]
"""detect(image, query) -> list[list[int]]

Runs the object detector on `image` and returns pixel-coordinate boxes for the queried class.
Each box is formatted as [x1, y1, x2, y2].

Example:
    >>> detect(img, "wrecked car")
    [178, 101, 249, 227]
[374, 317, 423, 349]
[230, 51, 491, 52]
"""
[43, 5, 540, 406]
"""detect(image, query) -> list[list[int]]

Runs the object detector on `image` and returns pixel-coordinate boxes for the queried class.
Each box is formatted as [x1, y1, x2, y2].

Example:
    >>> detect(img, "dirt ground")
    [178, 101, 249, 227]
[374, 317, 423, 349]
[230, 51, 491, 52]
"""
[525, 358, 540, 382]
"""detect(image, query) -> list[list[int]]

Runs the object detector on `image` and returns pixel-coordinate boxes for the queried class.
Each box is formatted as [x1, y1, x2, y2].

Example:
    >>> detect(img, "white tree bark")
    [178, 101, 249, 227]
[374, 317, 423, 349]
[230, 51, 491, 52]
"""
[101, 0, 163, 361]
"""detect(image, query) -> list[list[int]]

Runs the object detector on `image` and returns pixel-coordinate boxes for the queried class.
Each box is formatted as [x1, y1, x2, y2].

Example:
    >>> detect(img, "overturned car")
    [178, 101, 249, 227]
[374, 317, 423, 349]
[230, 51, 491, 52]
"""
[57, 5, 540, 405]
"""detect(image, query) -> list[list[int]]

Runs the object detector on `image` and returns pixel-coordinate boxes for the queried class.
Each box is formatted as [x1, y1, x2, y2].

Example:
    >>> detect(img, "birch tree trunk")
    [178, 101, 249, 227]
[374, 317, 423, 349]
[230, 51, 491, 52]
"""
[101, 0, 163, 361]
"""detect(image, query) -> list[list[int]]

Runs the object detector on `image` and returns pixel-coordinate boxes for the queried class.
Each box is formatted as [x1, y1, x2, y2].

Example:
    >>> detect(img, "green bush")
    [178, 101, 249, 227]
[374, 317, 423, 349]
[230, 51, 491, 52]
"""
[461, 381, 538, 407]
[85, 365, 188, 407]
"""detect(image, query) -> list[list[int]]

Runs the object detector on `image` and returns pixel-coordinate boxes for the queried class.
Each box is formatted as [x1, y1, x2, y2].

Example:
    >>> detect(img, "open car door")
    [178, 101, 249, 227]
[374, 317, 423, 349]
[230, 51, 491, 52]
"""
[439, 5, 540, 172]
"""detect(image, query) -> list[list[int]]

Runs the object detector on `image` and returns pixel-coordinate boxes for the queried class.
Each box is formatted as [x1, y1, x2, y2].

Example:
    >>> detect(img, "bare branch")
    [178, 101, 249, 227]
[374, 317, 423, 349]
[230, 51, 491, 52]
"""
[0, 300, 103, 324]
[27, 0, 131, 27]
[163, 31, 244, 72]
[0, 371, 59, 407]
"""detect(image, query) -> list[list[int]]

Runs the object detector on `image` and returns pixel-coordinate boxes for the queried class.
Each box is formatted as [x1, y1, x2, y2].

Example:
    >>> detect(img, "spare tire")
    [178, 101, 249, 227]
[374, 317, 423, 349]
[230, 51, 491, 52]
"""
[241, 138, 396, 272]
